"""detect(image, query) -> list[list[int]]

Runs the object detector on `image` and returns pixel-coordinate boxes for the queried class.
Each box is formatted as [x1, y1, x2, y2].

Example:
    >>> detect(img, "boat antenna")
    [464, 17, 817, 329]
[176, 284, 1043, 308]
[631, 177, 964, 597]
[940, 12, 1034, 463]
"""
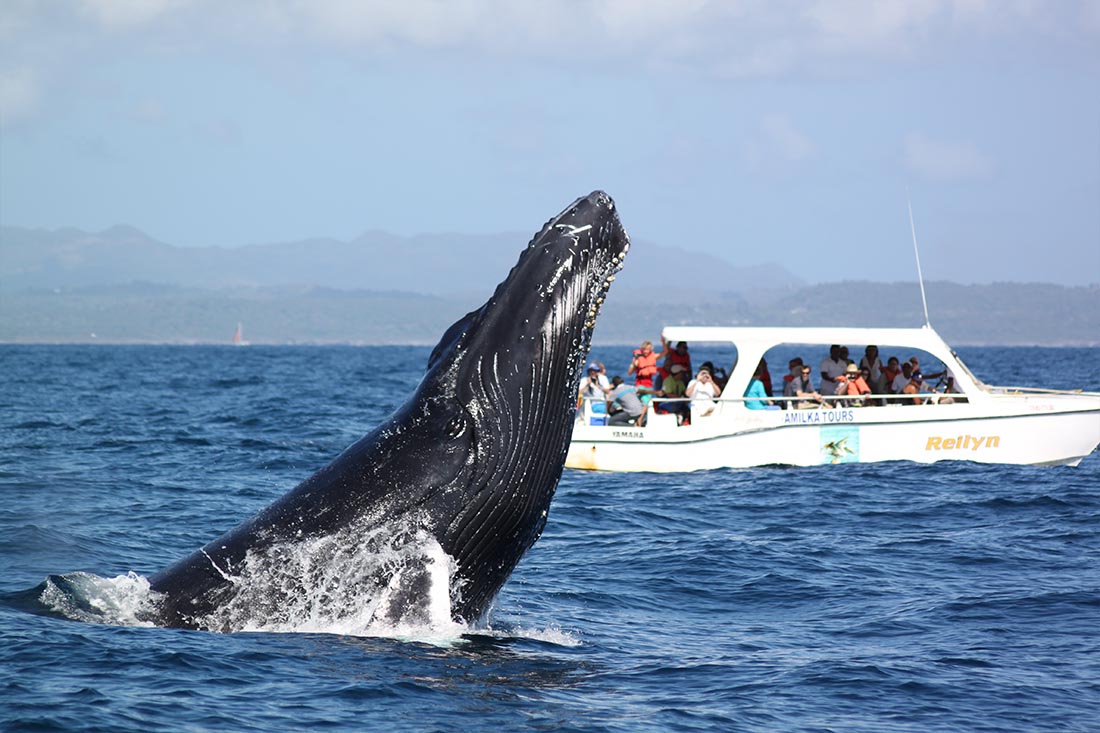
[907, 195, 932, 328]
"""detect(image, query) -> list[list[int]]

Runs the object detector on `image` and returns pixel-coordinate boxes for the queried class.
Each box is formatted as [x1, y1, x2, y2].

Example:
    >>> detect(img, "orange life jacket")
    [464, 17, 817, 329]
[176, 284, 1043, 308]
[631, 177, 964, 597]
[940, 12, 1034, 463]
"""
[840, 376, 870, 395]
[667, 351, 691, 371]
[634, 352, 658, 382]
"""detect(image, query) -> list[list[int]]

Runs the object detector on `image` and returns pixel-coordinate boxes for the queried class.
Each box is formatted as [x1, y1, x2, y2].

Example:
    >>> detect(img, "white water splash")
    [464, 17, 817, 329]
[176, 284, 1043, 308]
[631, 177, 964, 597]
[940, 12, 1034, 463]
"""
[481, 624, 582, 647]
[34, 561, 581, 649]
[184, 520, 468, 640]
[35, 519, 475, 643]
[38, 571, 160, 627]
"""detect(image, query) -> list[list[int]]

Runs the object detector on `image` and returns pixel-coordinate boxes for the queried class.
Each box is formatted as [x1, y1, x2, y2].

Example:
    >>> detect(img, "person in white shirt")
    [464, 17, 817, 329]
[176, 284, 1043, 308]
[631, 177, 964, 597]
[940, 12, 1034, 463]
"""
[577, 362, 610, 406]
[819, 345, 847, 401]
[860, 345, 884, 394]
[891, 361, 914, 394]
[686, 367, 722, 418]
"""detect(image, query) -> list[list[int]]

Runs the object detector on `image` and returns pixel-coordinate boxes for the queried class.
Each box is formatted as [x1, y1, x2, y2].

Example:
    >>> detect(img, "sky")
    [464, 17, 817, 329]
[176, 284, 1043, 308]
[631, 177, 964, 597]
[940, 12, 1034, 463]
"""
[1, 0, 1098, 286]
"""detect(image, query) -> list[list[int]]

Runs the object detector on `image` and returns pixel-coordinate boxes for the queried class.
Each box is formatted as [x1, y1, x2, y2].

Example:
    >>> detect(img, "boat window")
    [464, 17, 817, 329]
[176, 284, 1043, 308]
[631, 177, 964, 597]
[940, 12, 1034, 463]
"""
[760, 342, 965, 405]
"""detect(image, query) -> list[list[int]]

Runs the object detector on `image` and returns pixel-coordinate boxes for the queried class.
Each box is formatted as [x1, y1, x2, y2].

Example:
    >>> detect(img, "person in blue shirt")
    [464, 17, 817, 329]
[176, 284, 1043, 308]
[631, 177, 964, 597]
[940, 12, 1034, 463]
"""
[743, 360, 773, 410]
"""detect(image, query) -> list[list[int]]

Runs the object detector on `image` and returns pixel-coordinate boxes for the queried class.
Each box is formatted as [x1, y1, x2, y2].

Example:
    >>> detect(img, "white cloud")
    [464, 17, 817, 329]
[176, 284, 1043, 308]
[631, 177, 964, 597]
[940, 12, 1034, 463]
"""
[258, 1, 551, 49]
[78, 0, 192, 29]
[2, 0, 1097, 131]
[3, 1, 1095, 68]
[903, 132, 993, 180]
[594, 0, 709, 44]
[805, 0, 941, 51]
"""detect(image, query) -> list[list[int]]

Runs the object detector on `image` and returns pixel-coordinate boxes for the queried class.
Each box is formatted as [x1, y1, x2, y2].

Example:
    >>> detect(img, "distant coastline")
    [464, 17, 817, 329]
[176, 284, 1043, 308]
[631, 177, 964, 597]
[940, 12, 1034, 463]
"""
[3, 284, 1097, 347]
[3, 224, 1098, 347]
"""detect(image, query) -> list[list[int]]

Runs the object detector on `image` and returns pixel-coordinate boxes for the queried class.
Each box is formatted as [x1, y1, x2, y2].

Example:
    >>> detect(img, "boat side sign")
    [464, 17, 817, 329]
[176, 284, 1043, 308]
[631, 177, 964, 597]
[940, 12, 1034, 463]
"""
[784, 409, 856, 425]
[926, 435, 1000, 451]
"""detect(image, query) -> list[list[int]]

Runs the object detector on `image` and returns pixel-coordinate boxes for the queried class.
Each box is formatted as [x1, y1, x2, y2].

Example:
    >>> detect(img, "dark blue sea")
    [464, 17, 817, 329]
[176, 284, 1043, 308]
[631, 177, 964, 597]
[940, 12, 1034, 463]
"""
[2, 344, 1099, 733]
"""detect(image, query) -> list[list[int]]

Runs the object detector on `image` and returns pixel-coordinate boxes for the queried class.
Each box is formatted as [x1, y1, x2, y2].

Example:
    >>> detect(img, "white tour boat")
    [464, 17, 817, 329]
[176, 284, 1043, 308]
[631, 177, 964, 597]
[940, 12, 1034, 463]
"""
[567, 326, 1100, 472]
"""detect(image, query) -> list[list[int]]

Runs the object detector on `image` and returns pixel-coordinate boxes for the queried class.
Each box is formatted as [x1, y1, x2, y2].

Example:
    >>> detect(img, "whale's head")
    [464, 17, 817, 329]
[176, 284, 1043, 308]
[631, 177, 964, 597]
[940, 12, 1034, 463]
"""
[412, 190, 629, 619]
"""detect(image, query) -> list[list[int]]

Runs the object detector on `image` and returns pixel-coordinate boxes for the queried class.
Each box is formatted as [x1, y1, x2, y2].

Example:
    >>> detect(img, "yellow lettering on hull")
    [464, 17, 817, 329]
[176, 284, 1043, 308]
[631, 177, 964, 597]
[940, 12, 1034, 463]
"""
[926, 435, 1000, 451]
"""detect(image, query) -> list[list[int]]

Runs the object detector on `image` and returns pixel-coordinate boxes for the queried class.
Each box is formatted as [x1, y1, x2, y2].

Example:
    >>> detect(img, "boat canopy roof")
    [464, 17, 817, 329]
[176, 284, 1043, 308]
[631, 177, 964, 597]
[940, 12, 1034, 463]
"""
[661, 325, 954, 354]
[661, 324, 982, 394]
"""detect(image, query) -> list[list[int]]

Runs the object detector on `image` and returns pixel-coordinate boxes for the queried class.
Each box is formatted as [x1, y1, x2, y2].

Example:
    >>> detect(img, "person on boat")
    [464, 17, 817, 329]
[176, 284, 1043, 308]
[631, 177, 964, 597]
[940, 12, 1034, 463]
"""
[941, 369, 968, 403]
[908, 356, 945, 383]
[699, 361, 728, 390]
[628, 339, 665, 403]
[891, 361, 914, 394]
[860, 345, 885, 394]
[607, 375, 646, 426]
[901, 371, 935, 405]
[859, 366, 882, 405]
[577, 362, 610, 408]
[654, 364, 690, 424]
[742, 361, 775, 410]
[881, 356, 902, 392]
[780, 358, 803, 407]
[835, 363, 872, 406]
[662, 340, 692, 379]
[783, 363, 823, 409]
[819, 345, 847, 402]
[686, 367, 722, 417]
[783, 357, 804, 385]
[757, 358, 773, 397]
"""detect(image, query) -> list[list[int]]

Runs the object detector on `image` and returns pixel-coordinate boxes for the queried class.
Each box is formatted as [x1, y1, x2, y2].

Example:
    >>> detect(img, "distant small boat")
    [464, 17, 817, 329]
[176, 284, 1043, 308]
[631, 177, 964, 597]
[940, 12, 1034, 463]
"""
[232, 322, 249, 346]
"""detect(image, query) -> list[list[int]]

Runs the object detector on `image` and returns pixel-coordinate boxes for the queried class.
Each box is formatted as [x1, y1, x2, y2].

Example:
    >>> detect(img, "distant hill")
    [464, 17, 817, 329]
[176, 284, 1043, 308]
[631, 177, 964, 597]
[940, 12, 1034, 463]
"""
[2, 225, 1097, 345]
[0, 224, 802, 298]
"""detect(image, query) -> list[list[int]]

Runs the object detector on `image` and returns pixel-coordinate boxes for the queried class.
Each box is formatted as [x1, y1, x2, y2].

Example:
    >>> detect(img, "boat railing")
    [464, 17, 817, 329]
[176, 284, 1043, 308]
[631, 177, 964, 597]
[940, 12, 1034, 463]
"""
[983, 385, 1100, 397]
[578, 391, 961, 424]
[580, 392, 956, 406]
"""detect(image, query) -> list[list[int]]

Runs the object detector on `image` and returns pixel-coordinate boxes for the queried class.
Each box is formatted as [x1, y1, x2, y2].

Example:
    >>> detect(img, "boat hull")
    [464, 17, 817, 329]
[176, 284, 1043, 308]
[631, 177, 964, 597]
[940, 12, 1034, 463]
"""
[566, 404, 1100, 472]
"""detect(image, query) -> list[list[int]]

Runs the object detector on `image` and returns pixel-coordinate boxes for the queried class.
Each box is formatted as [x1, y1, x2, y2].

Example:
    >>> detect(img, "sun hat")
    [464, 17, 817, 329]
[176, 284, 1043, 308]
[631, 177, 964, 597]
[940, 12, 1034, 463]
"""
[845, 363, 859, 374]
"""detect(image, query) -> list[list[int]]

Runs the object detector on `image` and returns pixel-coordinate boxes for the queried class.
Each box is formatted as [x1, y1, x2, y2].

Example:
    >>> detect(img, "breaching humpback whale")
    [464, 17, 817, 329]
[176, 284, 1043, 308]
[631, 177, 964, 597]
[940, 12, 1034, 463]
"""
[144, 191, 630, 631]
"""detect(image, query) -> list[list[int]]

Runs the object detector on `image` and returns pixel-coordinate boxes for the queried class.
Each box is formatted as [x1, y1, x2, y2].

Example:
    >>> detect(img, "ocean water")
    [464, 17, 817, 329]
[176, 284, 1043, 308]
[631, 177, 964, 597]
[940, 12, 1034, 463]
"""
[2, 344, 1098, 733]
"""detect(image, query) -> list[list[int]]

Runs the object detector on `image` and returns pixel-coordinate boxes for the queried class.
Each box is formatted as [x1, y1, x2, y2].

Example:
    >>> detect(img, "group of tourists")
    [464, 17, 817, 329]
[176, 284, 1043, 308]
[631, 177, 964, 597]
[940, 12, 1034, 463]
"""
[578, 337, 729, 426]
[777, 344, 960, 408]
[578, 338, 965, 425]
